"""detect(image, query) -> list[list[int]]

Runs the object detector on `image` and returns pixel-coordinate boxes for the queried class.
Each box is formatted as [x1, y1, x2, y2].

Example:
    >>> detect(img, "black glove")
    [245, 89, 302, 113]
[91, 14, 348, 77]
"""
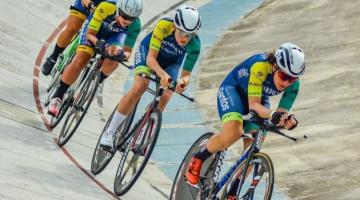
[116, 49, 126, 60]
[285, 114, 298, 130]
[270, 111, 286, 126]
[95, 39, 107, 53]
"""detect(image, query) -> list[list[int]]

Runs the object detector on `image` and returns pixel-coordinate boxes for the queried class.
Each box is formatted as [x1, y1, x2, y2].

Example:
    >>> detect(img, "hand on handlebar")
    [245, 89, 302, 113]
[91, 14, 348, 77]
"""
[284, 114, 298, 130]
[160, 73, 172, 88]
[95, 39, 108, 54]
[175, 78, 186, 93]
[270, 111, 288, 127]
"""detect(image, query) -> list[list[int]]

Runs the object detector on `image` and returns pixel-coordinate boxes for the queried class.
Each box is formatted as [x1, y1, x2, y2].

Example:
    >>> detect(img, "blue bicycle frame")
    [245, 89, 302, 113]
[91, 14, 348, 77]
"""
[212, 128, 268, 196]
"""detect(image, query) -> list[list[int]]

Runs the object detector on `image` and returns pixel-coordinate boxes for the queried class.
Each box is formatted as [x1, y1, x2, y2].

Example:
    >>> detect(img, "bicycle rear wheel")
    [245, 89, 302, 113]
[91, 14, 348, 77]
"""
[57, 69, 100, 146]
[91, 103, 138, 175]
[226, 152, 274, 200]
[170, 132, 220, 200]
[113, 108, 161, 196]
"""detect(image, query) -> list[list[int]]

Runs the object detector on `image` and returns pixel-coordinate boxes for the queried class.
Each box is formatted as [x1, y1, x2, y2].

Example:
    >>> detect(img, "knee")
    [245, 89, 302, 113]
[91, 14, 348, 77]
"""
[220, 129, 242, 148]
[131, 82, 147, 97]
[64, 23, 81, 36]
[70, 57, 87, 72]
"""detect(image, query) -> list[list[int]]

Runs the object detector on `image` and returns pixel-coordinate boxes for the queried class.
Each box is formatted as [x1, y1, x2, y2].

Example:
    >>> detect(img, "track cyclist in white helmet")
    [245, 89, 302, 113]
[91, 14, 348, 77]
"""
[185, 43, 306, 200]
[99, 5, 202, 151]
[48, 0, 143, 117]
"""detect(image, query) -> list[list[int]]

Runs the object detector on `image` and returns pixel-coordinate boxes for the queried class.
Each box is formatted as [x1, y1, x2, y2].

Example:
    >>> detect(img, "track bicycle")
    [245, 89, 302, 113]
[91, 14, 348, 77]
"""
[170, 110, 307, 200]
[91, 73, 195, 196]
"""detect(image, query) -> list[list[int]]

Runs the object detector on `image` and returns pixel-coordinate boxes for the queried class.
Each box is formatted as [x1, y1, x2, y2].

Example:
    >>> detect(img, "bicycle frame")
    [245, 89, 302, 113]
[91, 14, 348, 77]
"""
[128, 77, 164, 153]
[209, 127, 268, 198]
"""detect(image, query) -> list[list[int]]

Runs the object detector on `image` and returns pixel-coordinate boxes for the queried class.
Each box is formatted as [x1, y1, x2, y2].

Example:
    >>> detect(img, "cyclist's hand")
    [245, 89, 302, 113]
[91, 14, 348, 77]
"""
[175, 78, 186, 93]
[95, 39, 107, 53]
[107, 46, 119, 56]
[270, 111, 287, 127]
[85, 1, 96, 12]
[160, 73, 172, 88]
[284, 114, 298, 130]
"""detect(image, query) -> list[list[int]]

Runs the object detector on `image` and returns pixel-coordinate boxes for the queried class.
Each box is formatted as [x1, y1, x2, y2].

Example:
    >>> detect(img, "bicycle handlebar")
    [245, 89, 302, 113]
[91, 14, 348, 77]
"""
[139, 73, 196, 102]
[243, 110, 307, 143]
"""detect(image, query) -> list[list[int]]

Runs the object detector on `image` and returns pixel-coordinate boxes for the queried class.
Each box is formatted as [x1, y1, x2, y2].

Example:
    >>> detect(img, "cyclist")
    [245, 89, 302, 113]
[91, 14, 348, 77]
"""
[42, 0, 112, 76]
[185, 42, 306, 199]
[48, 0, 143, 117]
[98, 5, 202, 151]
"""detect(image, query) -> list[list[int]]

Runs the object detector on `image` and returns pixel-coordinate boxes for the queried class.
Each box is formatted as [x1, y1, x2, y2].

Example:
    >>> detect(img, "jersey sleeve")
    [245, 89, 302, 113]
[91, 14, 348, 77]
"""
[278, 79, 300, 111]
[149, 19, 173, 51]
[248, 62, 270, 97]
[124, 19, 141, 49]
[183, 36, 201, 72]
[88, 2, 116, 32]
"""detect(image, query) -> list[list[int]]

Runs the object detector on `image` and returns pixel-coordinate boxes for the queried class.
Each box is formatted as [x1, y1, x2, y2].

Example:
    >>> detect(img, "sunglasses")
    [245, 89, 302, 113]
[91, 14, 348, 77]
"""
[117, 9, 137, 21]
[277, 70, 297, 83]
[176, 28, 196, 39]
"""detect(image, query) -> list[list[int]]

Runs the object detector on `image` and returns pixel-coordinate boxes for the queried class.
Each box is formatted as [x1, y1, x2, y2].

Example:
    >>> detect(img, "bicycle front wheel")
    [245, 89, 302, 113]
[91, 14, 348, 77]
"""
[91, 103, 137, 175]
[113, 109, 162, 196]
[225, 152, 274, 200]
[170, 132, 220, 200]
[57, 69, 100, 146]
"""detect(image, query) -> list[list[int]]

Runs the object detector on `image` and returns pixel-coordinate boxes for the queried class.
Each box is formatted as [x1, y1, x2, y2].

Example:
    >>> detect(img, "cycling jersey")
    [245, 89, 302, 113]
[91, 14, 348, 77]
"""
[134, 17, 201, 77]
[77, 1, 141, 56]
[70, 0, 111, 20]
[217, 53, 300, 131]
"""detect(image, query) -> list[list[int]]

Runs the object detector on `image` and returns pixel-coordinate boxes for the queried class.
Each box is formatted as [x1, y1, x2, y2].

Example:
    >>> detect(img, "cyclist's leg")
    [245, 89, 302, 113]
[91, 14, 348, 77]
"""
[226, 96, 271, 197]
[242, 95, 270, 150]
[157, 63, 181, 111]
[43, 0, 88, 75]
[48, 27, 94, 116]
[57, 2, 88, 50]
[101, 45, 149, 141]
[186, 83, 246, 185]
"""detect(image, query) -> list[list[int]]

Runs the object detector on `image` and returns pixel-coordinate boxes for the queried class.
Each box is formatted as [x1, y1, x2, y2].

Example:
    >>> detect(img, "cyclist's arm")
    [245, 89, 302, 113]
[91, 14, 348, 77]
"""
[179, 70, 191, 86]
[146, 48, 168, 77]
[248, 62, 272, 118]
[86, 2, 114, 45]
[146, 19, 172, 77]
[86, 29, 98, 46]
[277, 79, 300, 112]
[122, 19, 141, 60]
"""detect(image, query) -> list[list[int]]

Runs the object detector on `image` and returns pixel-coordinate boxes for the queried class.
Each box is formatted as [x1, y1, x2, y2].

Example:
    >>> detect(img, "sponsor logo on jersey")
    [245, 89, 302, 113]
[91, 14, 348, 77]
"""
[263, 86, 280, 96]
[237, 68, 249, 78]
[161, 40, 184, 55]
[218, 87, 230, 111]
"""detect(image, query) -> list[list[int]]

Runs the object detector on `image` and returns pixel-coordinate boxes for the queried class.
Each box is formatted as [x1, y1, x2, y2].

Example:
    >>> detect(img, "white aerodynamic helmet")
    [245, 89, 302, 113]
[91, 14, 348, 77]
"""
[174, 5, 201, 33]
[275, 42, 306, 78]
[116, 0, 143, 19]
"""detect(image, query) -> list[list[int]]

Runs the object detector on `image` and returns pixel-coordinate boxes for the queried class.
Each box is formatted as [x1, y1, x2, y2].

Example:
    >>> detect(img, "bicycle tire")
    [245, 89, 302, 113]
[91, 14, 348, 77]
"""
[48, 55, 76, 129]
[90, 103, 138, 175]
[170, 132, 220, 200]
[224, 152, 274, 200]
[57, 69, 100, 146]
[113, 108, 162, 196]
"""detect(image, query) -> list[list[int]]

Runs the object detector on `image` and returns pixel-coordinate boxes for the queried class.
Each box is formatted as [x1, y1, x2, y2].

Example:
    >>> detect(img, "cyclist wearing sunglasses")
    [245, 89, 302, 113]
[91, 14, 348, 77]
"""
[48, 0, 143, 117]
[42, 0, 115, 76]
[99, 5, 202, 151]
[185, 42, 306, 198]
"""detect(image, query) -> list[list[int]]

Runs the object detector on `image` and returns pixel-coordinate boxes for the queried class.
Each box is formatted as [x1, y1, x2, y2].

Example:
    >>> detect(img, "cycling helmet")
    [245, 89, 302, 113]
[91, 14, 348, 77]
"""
[174, 5, 201, 33]
[275, 42, 305, 78]
[116, 0, 143, 18]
